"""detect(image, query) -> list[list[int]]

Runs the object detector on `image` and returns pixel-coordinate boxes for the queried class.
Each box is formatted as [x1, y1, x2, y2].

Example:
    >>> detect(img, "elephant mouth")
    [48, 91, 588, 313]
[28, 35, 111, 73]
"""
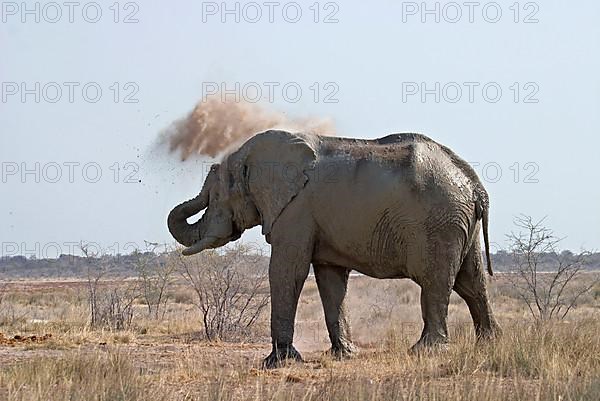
[182, 236, 219, 255]
[182, 227, 242, 256]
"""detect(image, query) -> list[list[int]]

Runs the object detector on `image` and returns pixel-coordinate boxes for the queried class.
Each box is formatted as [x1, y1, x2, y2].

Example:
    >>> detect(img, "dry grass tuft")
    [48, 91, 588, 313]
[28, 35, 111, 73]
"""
[0, 349, 165, 401]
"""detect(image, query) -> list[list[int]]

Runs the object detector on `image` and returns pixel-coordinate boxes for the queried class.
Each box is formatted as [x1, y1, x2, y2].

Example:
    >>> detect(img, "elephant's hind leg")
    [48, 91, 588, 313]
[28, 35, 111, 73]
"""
[411, 241, 463, 352]
[412, 281, 453, 351]
[314, 264, 357, 358]
[453, 238, 501, 340]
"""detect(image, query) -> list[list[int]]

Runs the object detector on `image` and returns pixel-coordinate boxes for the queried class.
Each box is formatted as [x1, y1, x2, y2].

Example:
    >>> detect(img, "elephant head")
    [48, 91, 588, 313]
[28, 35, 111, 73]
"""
[167, 130, 317, 255]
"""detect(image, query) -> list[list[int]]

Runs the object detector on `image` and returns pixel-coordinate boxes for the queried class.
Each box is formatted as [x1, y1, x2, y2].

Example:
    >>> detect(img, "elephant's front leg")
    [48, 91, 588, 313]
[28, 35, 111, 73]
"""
[262, 242, 311, 369]
[314, 264, 356, 358]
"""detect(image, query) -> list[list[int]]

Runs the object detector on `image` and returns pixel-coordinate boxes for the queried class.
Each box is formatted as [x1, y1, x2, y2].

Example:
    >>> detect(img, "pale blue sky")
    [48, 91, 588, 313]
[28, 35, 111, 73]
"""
[1, 0, 599, 257]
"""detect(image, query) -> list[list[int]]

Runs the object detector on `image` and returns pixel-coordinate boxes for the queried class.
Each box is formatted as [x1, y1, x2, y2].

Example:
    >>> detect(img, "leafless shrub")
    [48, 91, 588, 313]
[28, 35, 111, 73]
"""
[133, 242, 177, 320]
[369, 281, 402, 320]
[506, 215, 598, 321]
[94, 284, 138, 330]
[0, 279, 6, 311]
[174, 243, 270, 341]
[81, 243, 111, 327]
[81, 242, 139, 330]
[0, 277, 30, 327]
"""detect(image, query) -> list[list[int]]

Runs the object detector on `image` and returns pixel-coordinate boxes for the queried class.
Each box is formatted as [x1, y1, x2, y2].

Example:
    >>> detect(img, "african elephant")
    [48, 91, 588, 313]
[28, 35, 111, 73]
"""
[167, 130, 501, 368]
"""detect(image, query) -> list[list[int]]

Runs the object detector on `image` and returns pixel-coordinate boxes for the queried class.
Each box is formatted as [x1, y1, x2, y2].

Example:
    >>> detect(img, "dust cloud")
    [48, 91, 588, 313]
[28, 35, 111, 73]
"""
[161, 98, 336, 161]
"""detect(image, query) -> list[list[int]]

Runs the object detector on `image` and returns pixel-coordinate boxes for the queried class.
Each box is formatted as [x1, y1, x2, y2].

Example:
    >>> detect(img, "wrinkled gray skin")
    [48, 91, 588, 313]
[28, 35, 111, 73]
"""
[168, 130, 501, 368]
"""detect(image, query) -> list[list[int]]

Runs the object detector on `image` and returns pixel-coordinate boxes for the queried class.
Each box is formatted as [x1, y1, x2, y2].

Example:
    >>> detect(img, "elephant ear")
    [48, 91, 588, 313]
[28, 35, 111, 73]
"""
[239, 130, 316, 237]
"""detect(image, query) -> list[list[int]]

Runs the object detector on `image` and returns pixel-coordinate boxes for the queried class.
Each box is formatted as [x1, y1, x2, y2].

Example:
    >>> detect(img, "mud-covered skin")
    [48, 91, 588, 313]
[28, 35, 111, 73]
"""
[314, 264, 356, 358]
[168, 130, 500, 368]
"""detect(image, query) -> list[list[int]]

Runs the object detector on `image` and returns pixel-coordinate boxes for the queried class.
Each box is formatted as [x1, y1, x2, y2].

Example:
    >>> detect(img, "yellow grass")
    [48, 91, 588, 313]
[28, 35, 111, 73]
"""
[0, 275, 599, 400]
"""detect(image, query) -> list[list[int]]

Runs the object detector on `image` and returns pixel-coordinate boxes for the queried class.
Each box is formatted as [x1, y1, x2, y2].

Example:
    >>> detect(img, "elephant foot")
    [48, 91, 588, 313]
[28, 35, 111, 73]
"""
[327, 341, 358, 360]
[410, 334, 448, 355]
[262, 344, 303, 369]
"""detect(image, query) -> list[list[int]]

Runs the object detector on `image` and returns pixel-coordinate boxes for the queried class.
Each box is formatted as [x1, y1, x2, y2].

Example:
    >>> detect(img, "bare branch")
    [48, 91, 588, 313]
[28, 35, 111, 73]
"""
[506, 215, 596, 321]
[175, 244, 269, 341]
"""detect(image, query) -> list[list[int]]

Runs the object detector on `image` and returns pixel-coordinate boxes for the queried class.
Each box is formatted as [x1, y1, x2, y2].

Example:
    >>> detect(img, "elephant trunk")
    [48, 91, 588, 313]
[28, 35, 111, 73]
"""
[167, 184, 210, 247]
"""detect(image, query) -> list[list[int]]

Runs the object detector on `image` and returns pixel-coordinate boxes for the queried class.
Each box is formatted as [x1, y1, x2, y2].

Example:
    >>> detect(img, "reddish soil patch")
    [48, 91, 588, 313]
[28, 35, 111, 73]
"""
[0, 333, 52, 346]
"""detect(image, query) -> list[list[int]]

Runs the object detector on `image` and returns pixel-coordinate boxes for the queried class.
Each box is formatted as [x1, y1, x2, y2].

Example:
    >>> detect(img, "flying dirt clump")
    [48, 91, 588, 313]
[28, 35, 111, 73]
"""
[162, 98, 336, 160]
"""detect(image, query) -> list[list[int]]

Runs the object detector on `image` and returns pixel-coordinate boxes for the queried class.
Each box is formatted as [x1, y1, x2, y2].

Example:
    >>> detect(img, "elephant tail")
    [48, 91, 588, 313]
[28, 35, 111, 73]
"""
[482, 206, 493, 276]
[475, 191, 493, 276]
